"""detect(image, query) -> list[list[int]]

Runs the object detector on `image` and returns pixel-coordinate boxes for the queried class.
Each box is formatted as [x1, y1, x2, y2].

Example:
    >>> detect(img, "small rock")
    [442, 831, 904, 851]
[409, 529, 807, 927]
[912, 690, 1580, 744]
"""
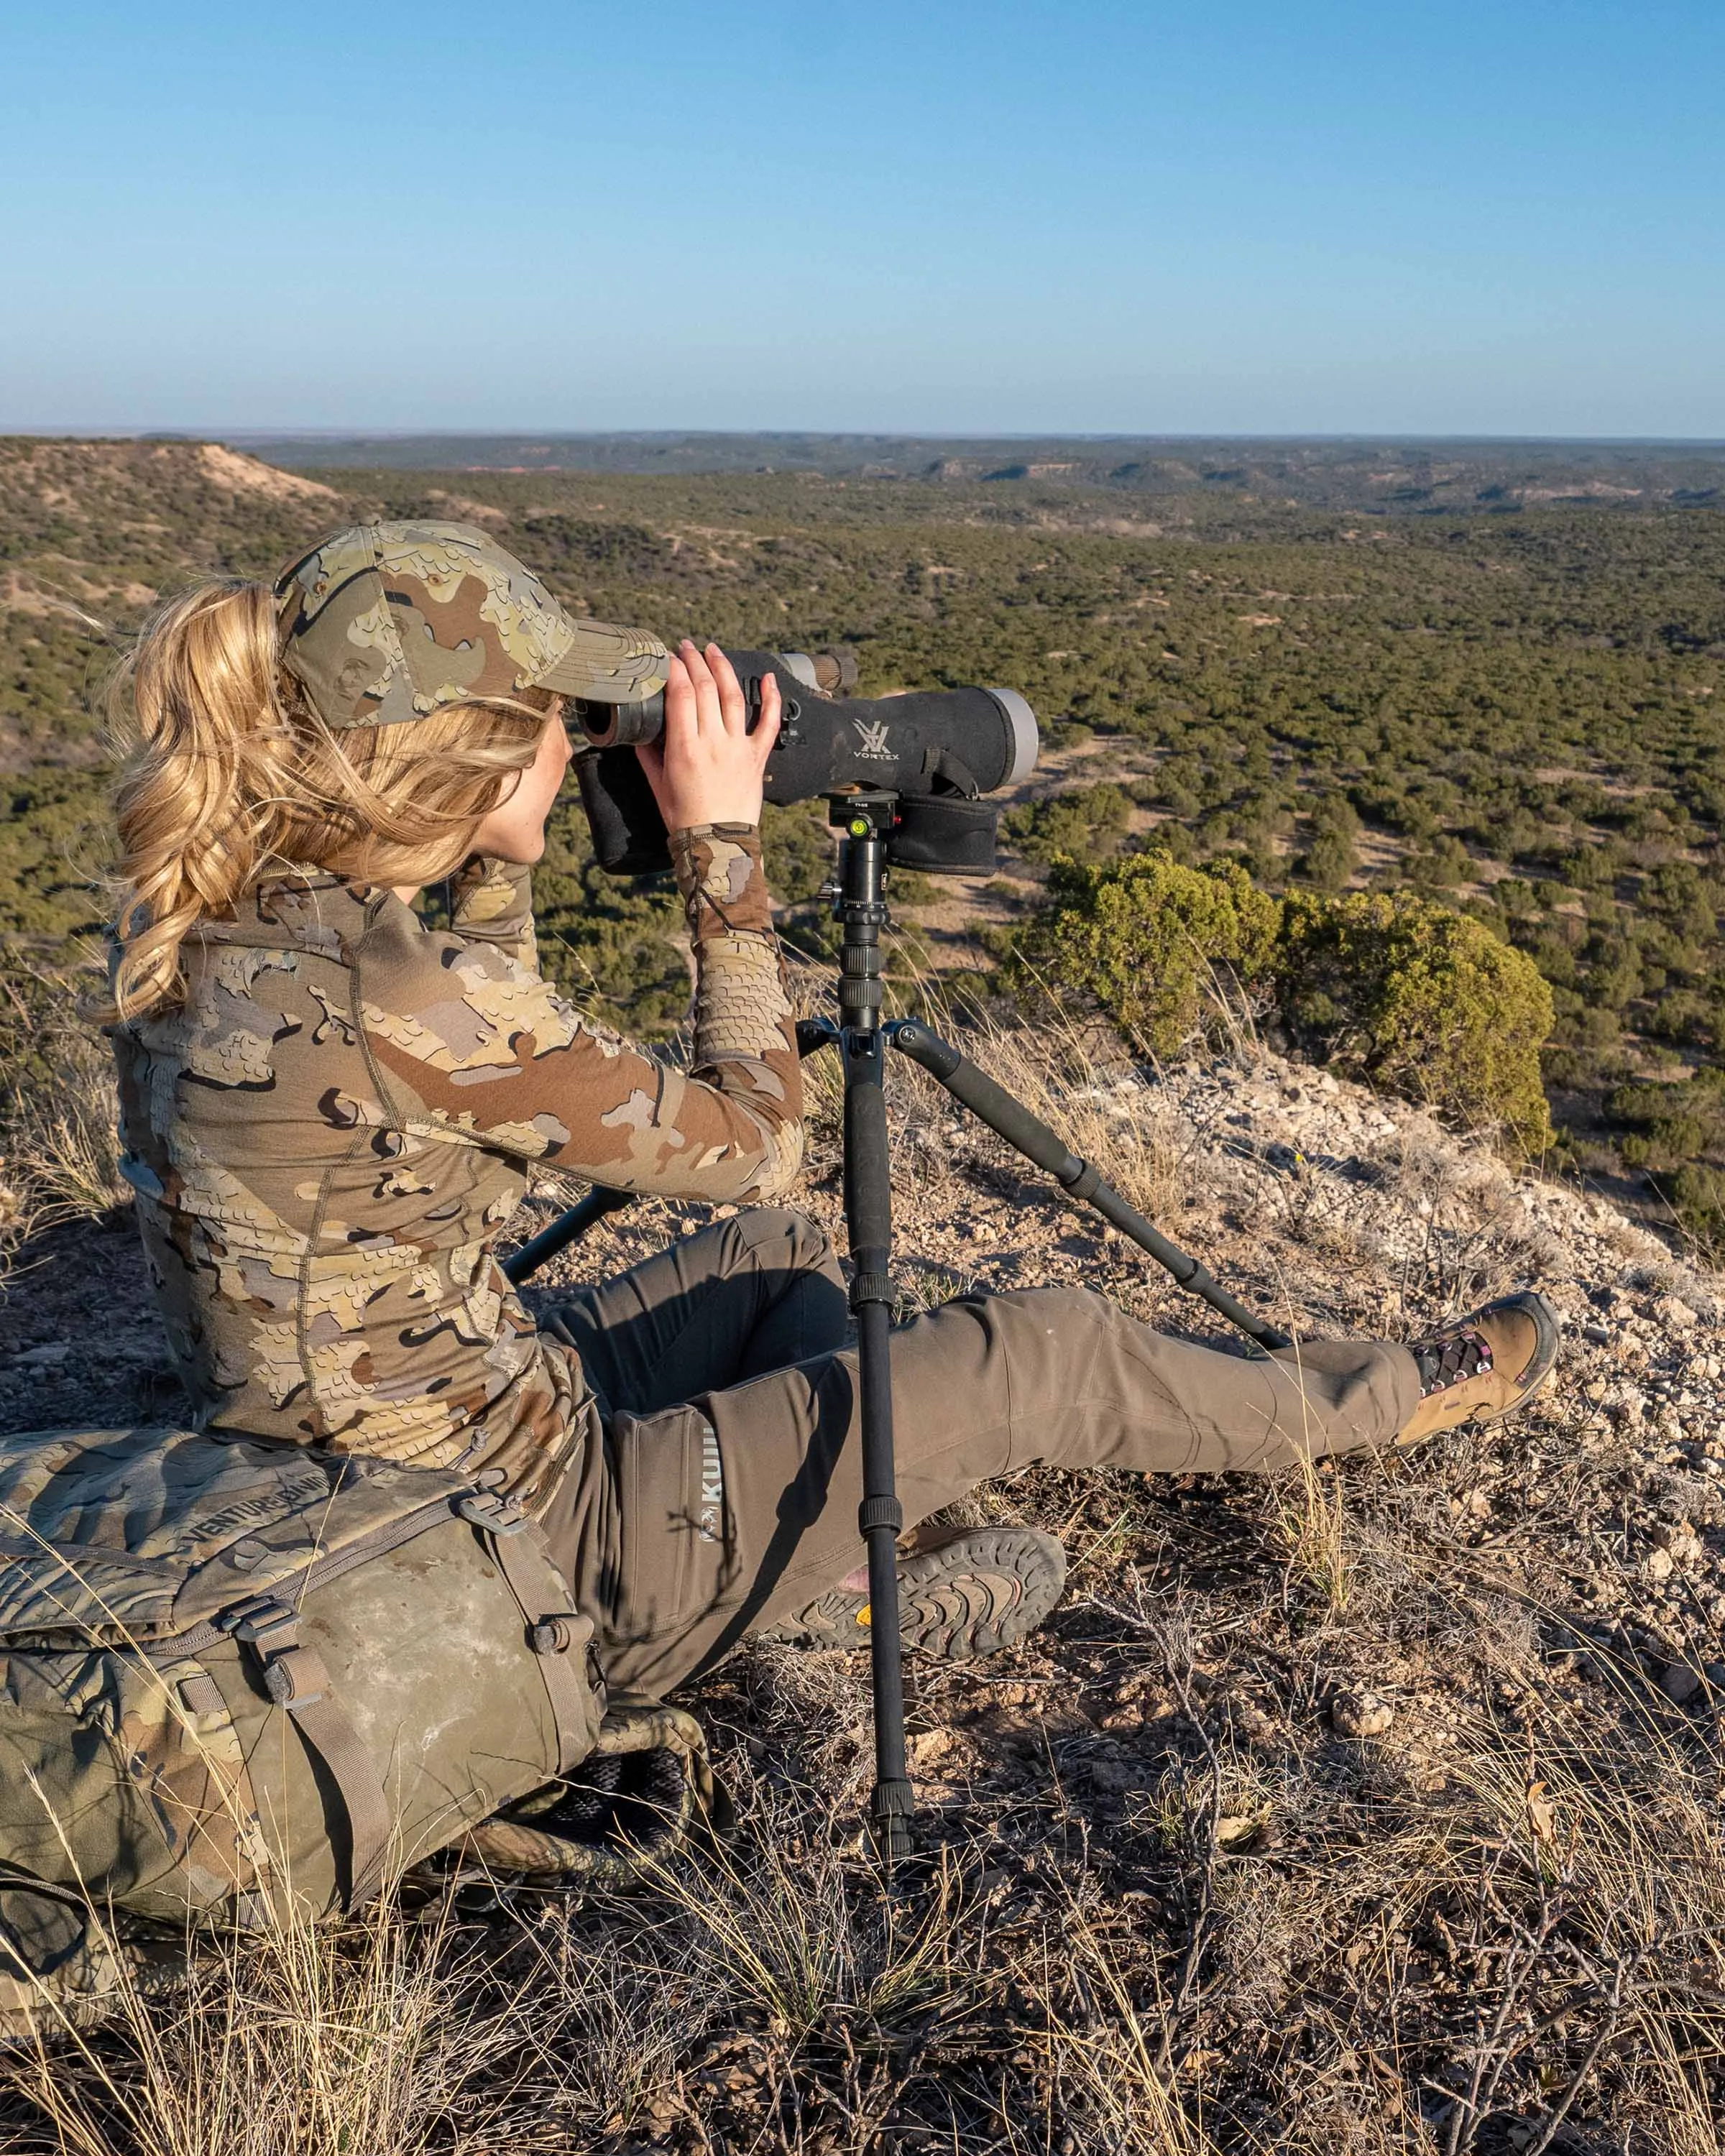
[1656, 1296, 1698, 1332]
[15, 1342, 69, 1368]
[1087, 1754, 1151, 1797]
[1642, 1547, 1675, 1584]
[1332, 1690, 1395, 1738]
[1661, 1662, 1703, 1705]
[908, 1728, 961, 1774]
[1583, 1322, 1611, 1346]
[1652, 1521, 1703, 1565]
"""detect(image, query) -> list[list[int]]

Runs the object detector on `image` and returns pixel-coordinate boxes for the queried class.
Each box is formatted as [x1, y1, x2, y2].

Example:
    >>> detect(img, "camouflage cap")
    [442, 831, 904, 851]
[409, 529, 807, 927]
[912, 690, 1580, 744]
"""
[274, 520, 670, 729]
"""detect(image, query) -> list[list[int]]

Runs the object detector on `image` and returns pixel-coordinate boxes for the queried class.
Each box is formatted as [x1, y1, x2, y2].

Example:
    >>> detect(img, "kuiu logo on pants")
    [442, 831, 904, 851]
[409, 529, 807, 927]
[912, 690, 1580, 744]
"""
[697, 1422, 724, 1543]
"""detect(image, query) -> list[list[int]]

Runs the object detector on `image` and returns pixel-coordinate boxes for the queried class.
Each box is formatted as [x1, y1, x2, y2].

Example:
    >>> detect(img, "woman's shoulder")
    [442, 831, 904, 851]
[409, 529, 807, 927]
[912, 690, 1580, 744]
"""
[350, 887, 597, 1070]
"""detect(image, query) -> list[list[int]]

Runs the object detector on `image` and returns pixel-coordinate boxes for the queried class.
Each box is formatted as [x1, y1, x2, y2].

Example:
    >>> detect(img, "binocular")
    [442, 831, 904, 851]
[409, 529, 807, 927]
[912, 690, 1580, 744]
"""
[571, 647, 1039, 876]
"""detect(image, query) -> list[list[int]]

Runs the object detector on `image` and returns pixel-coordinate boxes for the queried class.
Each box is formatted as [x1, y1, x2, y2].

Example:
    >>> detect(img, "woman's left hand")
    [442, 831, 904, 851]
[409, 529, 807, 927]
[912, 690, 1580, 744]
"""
[636, 641, 780, 830]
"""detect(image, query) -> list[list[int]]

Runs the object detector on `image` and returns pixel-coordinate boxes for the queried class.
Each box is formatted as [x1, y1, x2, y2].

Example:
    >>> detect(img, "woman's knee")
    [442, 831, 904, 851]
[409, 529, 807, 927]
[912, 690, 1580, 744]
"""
[988, 1282, 1118, 1337]
[733, 1204, 839, 1279]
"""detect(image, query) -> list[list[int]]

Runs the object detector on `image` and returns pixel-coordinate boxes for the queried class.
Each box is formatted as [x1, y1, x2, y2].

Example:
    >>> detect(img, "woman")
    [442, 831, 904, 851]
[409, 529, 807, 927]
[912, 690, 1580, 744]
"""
[105, 520, 1558, 1703]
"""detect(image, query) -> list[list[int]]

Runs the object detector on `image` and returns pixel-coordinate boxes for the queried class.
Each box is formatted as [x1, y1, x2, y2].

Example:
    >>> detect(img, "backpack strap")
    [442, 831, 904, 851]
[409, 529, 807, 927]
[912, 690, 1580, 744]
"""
[456, 1491, 600, 1777]
[226, 1598, 392, 1911]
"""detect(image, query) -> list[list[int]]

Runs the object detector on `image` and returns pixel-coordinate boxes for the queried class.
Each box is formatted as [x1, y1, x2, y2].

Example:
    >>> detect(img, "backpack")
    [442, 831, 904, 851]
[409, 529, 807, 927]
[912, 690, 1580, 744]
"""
[0, 1425, 607, 1925]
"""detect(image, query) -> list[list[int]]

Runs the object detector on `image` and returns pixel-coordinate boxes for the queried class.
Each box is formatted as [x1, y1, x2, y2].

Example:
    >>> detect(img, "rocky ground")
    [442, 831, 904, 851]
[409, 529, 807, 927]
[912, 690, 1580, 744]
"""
[2, 1016, 1722, 2152]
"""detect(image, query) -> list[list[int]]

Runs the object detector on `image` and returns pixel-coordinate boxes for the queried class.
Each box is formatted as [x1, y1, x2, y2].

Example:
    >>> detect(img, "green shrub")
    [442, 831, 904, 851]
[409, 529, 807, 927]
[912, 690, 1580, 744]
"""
[1607, 1073, 1725, 1170]
[1404, 834, 1473, 890]
[1006, 862, 1557, 1152]
[1003, 852, 1279, 1057]
[1664, 1162, 1725, 1255]
[1277, 890, 1555, 1154]
[1297, 826, 1356, 892]
[1002, 783, 1133, 867]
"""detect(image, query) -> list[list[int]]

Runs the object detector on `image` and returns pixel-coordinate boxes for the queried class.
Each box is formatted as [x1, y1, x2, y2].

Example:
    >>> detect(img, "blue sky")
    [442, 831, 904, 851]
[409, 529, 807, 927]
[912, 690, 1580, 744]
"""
[1, 0, 1719, 436]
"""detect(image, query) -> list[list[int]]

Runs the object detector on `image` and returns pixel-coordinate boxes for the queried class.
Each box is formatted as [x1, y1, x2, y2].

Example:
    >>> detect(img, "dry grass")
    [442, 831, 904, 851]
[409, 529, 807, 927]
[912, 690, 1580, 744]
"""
[4, 1898, 476, 2156]
[0, 961, 125, 1264]
[3, 982, 1723, 2147]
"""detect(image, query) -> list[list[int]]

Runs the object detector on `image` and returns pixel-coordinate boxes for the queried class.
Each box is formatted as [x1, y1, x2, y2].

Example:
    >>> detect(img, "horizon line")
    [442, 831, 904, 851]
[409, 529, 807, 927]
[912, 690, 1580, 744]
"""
[4, 425, 1725, 451]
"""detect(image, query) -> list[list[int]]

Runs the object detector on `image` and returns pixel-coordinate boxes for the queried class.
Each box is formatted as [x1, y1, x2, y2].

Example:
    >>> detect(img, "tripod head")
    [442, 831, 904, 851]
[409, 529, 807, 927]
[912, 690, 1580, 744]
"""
[827, 785, 1000, 877]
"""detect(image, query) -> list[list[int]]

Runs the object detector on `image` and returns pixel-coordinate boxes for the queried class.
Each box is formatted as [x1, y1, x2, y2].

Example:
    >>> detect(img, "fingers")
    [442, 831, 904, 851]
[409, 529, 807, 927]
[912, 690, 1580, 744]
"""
[662, 650, 694, 727]
[704, 642, 751, 737]
[677, 640, 725, 737]
[753, 669, 781, 765]
[648, 642, 773, 828]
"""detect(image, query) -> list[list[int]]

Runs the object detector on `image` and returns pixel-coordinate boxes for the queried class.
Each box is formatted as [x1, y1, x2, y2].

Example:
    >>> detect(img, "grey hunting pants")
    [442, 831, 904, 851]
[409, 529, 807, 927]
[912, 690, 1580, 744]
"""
[538, 1208, 1418, 1699]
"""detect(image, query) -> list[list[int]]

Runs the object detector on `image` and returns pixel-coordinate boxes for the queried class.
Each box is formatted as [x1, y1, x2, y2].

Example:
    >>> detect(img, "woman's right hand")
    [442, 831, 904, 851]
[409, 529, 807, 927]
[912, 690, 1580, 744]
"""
[636, 641, 781, 831]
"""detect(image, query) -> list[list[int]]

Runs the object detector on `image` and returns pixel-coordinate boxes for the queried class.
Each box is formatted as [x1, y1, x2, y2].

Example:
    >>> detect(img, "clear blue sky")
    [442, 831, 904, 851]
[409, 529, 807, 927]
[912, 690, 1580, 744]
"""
[1, 0, 1719, 436]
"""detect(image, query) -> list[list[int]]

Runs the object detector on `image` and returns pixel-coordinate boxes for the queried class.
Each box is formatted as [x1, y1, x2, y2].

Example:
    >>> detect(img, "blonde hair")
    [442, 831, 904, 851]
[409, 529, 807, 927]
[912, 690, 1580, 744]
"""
[105, 579, 551, 1023]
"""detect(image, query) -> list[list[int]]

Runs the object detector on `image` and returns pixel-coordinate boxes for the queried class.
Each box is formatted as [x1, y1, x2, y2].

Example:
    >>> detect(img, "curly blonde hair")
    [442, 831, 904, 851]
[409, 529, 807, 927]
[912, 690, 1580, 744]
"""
[105, 579, 553, 1023]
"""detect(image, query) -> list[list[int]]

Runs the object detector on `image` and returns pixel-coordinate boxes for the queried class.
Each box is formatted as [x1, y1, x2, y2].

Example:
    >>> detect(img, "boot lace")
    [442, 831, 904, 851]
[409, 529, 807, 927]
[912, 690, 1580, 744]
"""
[1414, 1325, 1492, 1397]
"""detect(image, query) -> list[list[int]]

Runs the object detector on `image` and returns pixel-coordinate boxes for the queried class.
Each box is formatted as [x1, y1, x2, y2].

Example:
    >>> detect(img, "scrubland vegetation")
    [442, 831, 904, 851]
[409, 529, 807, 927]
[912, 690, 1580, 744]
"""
[5, 433, 1725, 1230]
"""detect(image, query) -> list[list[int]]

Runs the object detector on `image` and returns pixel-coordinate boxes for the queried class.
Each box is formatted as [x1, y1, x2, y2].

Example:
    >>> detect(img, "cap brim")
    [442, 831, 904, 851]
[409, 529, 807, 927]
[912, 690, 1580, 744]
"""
[533, 617, 671, 704]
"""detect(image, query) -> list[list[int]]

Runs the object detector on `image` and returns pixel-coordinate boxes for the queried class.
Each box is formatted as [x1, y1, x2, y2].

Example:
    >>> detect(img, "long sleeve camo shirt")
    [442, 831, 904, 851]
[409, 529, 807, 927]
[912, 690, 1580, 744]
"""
[109, 825, 801, 1510]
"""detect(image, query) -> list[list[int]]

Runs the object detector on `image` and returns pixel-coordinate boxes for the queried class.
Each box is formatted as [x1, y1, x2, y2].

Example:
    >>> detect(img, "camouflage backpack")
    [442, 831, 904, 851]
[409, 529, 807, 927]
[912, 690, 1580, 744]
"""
[0, 1424, 609, 1933]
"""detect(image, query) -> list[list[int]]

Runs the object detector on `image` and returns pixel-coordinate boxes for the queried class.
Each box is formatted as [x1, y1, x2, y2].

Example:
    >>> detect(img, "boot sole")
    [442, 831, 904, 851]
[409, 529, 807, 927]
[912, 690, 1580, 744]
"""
[771, 1527, 1068, 1662]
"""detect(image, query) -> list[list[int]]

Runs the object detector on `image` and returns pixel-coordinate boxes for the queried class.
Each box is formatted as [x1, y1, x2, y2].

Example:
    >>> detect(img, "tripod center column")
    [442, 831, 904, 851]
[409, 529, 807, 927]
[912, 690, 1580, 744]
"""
[834, 797, 891, 1038]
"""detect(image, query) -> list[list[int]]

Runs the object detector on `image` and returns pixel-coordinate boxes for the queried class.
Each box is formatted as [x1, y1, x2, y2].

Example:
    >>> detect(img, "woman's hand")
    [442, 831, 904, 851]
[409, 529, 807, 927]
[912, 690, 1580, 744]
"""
[636, 641, 780, 831]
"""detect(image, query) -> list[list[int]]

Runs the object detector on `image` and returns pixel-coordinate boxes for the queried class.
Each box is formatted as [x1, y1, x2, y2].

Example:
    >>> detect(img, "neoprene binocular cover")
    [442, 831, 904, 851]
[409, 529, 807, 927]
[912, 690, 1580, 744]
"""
[573, 648, 1039, 875]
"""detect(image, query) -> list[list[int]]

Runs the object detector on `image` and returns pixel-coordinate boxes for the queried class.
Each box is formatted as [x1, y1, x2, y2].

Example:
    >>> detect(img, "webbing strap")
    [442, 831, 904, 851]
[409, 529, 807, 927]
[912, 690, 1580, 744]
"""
[229, 1601, 391, 1912]
[464, 1496, 598, 1778]
[288, 1686, 394, 1909]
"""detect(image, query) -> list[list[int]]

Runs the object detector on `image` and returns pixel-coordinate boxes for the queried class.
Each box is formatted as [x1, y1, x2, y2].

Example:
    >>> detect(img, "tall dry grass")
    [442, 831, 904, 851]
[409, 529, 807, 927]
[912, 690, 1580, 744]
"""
[0, 961, 126, 1263]
[5, 1897, 474, 2156]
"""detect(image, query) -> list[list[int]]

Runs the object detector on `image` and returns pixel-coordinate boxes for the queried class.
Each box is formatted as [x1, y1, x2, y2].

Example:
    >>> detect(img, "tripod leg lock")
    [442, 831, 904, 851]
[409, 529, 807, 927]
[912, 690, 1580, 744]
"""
[869, 1777, 916, 1865]
[848, 1270, 898, 1311]
[1059, 1158, 1103, 1202]
[859, 1493, 904, 1535]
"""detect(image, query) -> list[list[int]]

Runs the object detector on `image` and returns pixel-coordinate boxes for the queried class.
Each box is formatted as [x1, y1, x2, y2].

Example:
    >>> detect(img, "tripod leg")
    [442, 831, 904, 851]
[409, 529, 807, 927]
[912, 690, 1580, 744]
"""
[842, 1023, 915, 1867]
[890, 1019, 1289, 1354]
[502, 1184, 638, 1285]
[824, 796, 915, 1870]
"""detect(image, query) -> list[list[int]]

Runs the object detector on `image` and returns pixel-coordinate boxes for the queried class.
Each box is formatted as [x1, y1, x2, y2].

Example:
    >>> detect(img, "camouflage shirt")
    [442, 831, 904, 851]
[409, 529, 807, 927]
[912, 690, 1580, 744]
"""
[110, 826, 800, 1509]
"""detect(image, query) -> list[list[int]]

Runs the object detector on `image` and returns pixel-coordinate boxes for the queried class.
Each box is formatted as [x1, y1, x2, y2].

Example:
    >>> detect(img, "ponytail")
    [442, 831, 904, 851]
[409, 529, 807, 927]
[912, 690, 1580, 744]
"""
[108, 581, 288, 1023]
[105, 581, 550, 1024]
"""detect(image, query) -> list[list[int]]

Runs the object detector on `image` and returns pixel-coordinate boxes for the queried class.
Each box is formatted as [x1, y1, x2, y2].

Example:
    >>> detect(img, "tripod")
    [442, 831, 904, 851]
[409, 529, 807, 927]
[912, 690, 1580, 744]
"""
[505, 788, 1287, 1869]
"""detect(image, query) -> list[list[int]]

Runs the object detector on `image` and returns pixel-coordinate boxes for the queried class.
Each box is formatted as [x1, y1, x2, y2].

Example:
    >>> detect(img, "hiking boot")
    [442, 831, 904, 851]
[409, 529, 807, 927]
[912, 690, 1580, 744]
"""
[768, 1525, 1067, 1662]
[1395, 1290, 1560, 1447]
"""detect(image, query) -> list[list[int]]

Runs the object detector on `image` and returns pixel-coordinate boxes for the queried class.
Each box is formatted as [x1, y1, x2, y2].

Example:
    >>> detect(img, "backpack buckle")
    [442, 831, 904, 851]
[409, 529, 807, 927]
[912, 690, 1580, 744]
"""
[221, 1596, 327, 1709]
[222, 1595, 299, 1649]
[456, 1490, 530, 1537]
[530, 1612, 594, 1658]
